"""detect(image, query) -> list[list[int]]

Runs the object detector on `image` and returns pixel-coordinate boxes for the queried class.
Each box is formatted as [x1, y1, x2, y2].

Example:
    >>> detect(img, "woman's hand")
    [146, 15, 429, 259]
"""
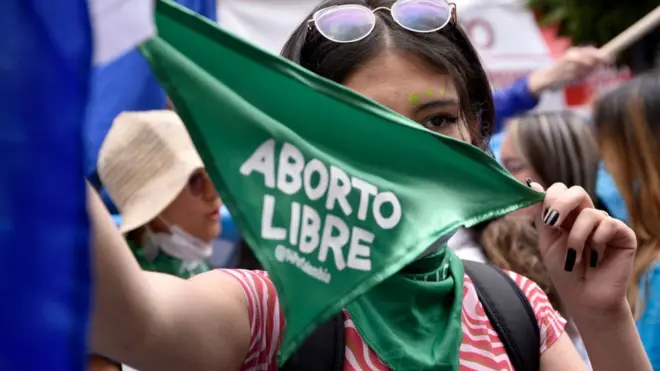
[529, 182, 636, 318]
[527, 46, 610, 95]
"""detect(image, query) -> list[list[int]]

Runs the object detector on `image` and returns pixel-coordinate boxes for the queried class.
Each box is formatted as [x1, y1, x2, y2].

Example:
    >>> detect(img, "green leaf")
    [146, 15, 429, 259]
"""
[539, 7, 568, 26]
[524, 0, 656, 47]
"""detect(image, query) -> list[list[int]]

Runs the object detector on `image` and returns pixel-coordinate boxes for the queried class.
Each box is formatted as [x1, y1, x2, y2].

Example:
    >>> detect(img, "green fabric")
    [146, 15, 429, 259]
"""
[346, 247, 464, 370]
[127, 239, 211, 279]
[140, 0, 544, 366]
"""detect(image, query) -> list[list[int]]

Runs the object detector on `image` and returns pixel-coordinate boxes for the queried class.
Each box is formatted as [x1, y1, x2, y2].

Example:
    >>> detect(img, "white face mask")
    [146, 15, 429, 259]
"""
[142, 218, 213, 262]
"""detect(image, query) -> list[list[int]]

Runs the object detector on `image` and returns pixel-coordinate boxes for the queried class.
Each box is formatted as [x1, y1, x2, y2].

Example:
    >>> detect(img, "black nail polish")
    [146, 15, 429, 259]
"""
[564, 248, 577, 272]
[545, 210, 559, 226]
[525, 178, 532, 187]
[590, 250, 599, 268]
[542, 208, 549, 221]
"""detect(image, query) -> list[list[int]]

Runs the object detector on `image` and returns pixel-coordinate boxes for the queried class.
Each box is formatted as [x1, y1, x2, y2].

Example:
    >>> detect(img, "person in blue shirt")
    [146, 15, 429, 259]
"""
[592, 70, 660, 369]
[491, 46, 609, 135]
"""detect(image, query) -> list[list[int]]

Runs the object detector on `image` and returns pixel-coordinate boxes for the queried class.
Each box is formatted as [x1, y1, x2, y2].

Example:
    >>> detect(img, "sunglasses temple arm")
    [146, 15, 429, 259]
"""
[449, 3, 457, 24]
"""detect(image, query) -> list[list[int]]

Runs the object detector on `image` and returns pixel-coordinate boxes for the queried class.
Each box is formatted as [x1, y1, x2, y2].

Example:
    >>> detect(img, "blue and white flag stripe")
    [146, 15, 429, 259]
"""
[0, 0, 155, 369]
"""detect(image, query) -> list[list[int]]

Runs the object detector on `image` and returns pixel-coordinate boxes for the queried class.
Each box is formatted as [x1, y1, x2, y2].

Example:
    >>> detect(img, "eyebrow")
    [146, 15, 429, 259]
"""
[413, 99, 459, 113]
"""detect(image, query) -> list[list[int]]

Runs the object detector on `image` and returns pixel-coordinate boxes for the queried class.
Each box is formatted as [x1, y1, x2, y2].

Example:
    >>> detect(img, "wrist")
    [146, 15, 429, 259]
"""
[569, 300, 652, 371]
[569, 299, 632, 330]
[527, 67, 555, 96]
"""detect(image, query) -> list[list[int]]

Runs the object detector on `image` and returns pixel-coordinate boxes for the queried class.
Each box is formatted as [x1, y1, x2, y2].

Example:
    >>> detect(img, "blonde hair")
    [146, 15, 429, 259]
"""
[594, 70, 660, 318]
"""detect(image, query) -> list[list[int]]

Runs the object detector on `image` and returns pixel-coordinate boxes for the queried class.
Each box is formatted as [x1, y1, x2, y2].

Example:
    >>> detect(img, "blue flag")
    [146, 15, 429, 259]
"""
[84, 0, 217, 177]
[0, 1, 91, 370]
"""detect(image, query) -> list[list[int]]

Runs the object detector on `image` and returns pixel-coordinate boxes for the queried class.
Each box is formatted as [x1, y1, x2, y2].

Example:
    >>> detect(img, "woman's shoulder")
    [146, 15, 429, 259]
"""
[218, 269, 282, 370]
[462, 270, 567, 353]
[217, 269, 276, 310]
[504, 271, 566, 351]
[220, 268, 270, 280]
[461, 269, 558, 311]
[502, 270, 552, 302]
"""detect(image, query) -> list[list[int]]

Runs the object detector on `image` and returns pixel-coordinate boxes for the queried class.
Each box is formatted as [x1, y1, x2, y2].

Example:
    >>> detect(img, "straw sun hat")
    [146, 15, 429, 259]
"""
[98, 110, 204, 233]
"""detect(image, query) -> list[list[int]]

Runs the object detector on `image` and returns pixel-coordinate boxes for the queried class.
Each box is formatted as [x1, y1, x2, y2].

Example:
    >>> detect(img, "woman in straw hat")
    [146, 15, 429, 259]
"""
[90, 109, 223, 371]
[97, 110, 222, 279]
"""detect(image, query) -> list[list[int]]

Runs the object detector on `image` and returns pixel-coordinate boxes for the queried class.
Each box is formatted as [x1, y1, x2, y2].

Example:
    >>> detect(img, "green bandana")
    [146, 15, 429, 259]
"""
[141, 1, 543, 365]
[127, 239, 211, 279]
[346, 247, 464, 370]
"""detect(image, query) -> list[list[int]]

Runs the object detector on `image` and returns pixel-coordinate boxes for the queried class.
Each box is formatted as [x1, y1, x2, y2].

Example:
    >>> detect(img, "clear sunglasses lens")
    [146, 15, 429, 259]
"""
[392, 0, 451, 32]
[315, 6, 375, 43]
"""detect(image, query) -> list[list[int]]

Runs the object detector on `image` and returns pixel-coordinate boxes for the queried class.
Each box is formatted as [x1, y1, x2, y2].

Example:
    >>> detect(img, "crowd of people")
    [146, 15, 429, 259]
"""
[85, 0, 659, 370]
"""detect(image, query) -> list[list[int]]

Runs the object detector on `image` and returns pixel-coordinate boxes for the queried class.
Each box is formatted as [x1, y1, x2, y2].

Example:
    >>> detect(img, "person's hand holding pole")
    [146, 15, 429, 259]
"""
[527, 46, 611, 96]
[600, 5, 660, 60]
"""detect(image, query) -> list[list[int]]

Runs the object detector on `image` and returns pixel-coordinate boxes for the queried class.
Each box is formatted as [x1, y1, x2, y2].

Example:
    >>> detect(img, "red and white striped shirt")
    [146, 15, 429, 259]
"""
[222, 269, 566, 371]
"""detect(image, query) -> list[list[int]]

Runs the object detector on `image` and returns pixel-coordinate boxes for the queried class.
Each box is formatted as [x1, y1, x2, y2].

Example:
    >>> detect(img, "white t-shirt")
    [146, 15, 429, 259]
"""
[447, 227, 486, 262]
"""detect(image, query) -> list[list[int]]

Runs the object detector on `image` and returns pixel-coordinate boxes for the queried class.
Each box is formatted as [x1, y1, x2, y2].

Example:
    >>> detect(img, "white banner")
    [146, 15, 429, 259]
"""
[89, 0, 156, 65]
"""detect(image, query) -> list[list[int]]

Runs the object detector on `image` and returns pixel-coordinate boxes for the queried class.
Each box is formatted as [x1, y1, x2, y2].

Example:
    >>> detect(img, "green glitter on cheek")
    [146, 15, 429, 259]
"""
[425, 88, 434, 96]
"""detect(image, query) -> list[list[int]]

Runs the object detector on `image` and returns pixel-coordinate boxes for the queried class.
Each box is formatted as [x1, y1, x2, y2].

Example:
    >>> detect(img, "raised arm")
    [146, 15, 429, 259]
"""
[530, 182, 652, 371]
[492, 46, 609, 136]
[87, 182, 251, 371]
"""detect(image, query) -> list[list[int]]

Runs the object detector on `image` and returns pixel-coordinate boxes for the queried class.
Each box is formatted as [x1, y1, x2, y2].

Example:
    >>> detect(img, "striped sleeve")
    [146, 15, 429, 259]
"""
[506, 271, 567, 353]
[220, 269, 285, 371]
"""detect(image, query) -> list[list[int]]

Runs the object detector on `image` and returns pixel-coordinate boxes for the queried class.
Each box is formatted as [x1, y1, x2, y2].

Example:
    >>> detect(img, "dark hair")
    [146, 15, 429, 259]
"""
[280, 0, 495, 146]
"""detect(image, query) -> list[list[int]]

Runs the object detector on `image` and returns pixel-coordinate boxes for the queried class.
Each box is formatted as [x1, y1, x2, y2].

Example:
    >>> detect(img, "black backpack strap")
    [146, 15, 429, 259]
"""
[280, 312, 345, 371]
[463, 260, 540, 371]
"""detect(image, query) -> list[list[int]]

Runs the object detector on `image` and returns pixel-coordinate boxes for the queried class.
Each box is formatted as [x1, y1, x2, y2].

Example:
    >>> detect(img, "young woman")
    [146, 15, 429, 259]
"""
[499, 111, 603, 218]
[88, 1, 651, 370]
[593, 71, 660, 369]
[452, 111, 602, 265]
[460, 64, 610, 371]
[98, 110, 222, 278]
[90, 110, 223, 371]
[450, 112, 598, 361]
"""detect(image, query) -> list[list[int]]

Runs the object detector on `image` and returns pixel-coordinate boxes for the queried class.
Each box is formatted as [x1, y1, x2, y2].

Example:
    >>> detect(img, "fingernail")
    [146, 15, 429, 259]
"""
[542, 208, 549, 220]
[590, 250, 599, 268]
[564, 248, 577, 272]
[525, 178, 532, 187]
[544, 210, 559, 226]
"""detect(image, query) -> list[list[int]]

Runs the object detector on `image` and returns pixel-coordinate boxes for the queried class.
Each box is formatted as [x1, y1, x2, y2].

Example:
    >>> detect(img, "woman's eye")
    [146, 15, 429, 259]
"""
[502, 160, 527, 174]
[187, 172, 206, 196]
[422, 114, 458, 130]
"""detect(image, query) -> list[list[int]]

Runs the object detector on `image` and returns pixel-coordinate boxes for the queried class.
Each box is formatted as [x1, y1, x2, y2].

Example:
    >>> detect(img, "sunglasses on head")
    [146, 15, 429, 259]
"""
[308, 0, 457, 44]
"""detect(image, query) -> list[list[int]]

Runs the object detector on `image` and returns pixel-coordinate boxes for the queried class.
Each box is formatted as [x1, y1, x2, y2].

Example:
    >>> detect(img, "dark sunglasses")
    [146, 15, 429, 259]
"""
[187, 170, 210, 197]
